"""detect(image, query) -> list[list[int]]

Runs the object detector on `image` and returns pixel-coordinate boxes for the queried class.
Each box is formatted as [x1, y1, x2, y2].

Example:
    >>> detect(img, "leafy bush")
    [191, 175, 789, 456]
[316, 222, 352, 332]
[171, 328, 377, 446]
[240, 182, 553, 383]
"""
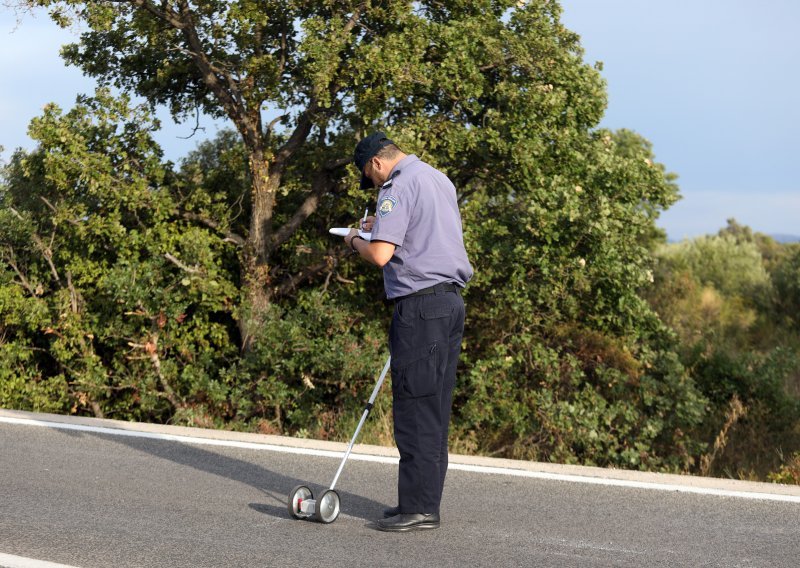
[646, 228, 800, 479]
[657, 235, 771, 301]
[768, 452, 800, 485]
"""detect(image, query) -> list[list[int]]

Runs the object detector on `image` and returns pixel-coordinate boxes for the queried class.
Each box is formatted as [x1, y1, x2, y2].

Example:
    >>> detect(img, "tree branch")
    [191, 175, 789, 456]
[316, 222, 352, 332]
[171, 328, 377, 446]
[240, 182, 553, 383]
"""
[128, 332, 184, 410]
[9, 206, 62, 285]
[66, 271, 79, 313]
[344, 2, 368, 34]
[164, 252, 201, 274]
[179, 211, 246, 247]
[270, 2, 367, 176]
[37, 195, 82, 227]
[278, 19, 288, 77]
[479, 54, 515, 72]
[176, 106, 207, 139]
[275, 249, 348, 298]
[266, 113, 288, 138]
[269, 157, 351, 252]
[3, 246, 35, 295]
[126, 0, 258, 147]
[271, 105, 317, 176]
[120, 0, 185, 29]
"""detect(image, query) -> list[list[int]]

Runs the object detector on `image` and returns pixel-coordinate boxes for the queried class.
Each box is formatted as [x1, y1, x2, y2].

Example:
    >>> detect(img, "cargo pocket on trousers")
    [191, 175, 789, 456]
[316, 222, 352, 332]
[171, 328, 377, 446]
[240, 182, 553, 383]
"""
[391, 342, 440, 399]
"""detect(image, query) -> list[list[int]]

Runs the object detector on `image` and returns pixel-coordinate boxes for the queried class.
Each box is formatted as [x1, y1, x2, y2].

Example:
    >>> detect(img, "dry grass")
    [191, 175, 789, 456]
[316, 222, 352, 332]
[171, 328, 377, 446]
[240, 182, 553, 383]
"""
[699, 395, 747, 477]
[768, 451, 800, 485]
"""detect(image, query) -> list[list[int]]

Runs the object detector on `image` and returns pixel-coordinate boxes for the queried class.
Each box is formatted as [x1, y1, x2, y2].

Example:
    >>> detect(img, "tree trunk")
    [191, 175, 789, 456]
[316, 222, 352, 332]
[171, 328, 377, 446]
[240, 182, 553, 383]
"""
[239, 150, 278, 352]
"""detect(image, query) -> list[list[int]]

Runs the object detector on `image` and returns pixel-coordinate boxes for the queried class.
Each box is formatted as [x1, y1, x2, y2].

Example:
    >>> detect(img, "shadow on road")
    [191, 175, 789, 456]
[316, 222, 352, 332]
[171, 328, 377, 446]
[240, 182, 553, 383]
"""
[73, 428, 389, 522]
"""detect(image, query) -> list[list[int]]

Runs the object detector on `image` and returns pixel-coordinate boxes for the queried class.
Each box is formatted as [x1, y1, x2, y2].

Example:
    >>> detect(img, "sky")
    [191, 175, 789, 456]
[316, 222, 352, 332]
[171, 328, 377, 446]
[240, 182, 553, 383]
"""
[559, 0, 800, 240]
[1, 1, 798, 241]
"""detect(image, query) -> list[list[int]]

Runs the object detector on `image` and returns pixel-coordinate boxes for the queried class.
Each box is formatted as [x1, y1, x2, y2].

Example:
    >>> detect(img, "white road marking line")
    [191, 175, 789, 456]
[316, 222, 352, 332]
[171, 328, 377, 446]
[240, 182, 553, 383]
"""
[3, 415, 800, 504]
[446, 462, 800, 503]
[0, 553, 83, 568]
[0, 416, 397, 462]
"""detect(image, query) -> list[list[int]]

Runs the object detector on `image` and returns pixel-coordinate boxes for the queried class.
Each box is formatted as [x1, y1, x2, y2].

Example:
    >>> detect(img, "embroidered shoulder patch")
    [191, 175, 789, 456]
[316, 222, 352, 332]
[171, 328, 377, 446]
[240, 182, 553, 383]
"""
[378, 196, 397, 218]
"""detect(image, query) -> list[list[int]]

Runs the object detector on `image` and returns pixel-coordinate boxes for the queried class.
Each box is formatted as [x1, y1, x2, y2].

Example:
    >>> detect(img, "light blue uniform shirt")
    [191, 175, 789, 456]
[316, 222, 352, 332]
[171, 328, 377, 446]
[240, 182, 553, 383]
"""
[370, 155, 473, 299]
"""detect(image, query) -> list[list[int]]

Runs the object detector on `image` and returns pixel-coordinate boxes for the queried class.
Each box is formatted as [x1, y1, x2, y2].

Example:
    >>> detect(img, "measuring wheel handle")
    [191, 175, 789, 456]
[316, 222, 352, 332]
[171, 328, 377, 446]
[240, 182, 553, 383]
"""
[287, 484, 314, 520]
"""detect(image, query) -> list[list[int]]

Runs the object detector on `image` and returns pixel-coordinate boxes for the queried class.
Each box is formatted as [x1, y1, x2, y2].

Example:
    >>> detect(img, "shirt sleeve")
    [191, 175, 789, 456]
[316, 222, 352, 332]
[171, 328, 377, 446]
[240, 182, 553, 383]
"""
[370, 186, 411, 247]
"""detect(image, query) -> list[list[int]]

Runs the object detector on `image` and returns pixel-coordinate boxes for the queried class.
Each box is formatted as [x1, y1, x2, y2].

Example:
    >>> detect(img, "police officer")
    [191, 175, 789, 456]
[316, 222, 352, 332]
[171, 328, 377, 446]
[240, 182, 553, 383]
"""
[344, 132, 473, 532]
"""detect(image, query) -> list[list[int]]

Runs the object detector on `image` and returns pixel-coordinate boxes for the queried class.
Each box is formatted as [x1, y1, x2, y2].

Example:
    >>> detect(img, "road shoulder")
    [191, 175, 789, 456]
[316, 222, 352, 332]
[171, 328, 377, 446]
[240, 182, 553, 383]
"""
[2, 407, 799, 500]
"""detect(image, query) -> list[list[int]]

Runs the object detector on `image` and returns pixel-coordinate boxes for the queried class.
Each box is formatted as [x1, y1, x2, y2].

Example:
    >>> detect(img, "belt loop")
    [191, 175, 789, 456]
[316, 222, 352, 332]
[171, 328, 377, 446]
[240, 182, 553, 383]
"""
[434, 283, 443, 296]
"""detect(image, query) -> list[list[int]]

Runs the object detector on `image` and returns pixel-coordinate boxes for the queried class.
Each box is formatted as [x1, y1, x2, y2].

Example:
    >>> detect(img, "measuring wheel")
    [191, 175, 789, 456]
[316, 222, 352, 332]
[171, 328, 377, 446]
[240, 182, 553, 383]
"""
[287, 485, 313, 520]
[285, 357, 391, 525]
[314, 489, 341, 524]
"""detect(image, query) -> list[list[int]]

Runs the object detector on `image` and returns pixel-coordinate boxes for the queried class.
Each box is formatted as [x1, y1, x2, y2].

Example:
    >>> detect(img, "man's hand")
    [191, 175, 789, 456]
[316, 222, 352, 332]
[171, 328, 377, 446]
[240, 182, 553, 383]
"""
[361, 215, 376, 232]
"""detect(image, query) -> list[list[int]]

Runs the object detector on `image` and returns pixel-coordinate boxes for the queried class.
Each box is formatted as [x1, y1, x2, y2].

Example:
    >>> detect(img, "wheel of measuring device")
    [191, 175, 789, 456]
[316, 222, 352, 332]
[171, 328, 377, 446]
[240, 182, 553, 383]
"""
[287, 485, 313, 520]
[314, 489, 341, 524]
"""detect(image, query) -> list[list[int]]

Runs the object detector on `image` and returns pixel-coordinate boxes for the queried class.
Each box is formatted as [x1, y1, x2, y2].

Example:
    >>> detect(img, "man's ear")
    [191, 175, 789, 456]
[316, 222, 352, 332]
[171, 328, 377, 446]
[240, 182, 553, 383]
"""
[370, 156, 382, 171]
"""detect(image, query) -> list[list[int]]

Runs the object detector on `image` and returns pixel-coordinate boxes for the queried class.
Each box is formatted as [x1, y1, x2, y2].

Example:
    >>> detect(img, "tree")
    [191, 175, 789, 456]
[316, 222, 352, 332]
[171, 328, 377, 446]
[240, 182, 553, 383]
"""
[657, 234, 771, 300]
[1, 90, 390, 425]
[644, 224, 800, 479]
[454, 126, 706, 470]
[0, 91, 243, 420]
[19, 0, 597, 351]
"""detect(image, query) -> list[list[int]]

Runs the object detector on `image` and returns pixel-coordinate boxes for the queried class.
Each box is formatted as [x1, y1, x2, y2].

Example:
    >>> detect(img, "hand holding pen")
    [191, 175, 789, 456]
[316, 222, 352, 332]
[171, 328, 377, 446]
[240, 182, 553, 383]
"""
[361, 208, 376, 232]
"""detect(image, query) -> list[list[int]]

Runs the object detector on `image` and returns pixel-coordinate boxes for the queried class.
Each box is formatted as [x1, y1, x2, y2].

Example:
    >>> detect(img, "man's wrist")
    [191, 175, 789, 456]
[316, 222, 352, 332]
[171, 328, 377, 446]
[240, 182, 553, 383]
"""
[350, 235, 365, 253]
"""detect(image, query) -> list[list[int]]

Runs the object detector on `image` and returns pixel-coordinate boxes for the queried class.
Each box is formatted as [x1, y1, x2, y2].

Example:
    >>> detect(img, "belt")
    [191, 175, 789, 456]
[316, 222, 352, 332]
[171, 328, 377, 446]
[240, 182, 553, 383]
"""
[393, 282, 462, 302]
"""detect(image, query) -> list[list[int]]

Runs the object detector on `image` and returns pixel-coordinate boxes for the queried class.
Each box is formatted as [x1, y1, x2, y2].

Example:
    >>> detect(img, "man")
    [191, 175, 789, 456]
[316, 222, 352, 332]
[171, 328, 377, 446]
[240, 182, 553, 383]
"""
[343, 132, 473, 532]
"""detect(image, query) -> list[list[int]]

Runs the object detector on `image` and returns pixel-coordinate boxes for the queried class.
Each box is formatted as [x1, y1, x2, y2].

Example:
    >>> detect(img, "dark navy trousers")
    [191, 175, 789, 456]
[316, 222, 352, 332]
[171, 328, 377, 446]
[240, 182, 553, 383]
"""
[389, 285, 465, 514]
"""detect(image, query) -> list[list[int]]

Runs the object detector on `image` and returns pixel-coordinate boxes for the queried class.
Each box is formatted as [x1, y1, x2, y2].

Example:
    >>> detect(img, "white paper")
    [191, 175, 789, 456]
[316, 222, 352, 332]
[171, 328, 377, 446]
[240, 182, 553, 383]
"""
[329, 228, 372, 241]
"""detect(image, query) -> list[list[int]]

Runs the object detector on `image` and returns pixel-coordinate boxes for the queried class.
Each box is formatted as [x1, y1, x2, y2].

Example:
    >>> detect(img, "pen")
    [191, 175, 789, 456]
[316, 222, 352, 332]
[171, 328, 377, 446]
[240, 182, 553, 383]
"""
[362, 207, 368, 229]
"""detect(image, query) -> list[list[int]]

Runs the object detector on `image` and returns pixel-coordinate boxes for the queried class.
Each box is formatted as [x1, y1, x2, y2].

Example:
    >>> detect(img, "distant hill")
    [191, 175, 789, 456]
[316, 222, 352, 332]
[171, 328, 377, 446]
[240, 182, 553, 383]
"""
[666, 233, 800, 244]
[770, 234, 800, 244]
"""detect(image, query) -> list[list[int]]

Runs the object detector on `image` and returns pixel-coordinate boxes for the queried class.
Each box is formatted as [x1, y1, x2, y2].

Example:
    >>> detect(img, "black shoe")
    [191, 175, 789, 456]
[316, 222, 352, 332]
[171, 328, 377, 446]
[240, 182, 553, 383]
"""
[376, 513, 440, 532]
[382, 506, 400, 518]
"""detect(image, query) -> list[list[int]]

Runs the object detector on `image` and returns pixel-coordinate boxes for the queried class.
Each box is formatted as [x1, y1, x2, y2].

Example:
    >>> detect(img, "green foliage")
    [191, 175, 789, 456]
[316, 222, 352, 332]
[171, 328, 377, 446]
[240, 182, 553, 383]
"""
[232, 290, 387, 435]
[0, 91, 391, 433]
[0, 271, 68, 412]
[1, 91, 240, 423]
[771, 244, 800, 330]
[646, 222, 800, 479]
[456, 332, 705, 471]
[453, 123, 706, 471]
[657, 234, 771, 300]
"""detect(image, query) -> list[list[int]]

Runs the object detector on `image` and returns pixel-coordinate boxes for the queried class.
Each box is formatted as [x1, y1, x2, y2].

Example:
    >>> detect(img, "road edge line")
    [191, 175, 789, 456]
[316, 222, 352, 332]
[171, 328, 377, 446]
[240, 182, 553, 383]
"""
[0, 552, 83, 568]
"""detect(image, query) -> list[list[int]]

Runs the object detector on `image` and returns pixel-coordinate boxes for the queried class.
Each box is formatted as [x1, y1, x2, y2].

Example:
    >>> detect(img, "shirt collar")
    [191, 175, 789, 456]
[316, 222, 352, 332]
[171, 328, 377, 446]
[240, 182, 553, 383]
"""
[381, 154, 418, 189]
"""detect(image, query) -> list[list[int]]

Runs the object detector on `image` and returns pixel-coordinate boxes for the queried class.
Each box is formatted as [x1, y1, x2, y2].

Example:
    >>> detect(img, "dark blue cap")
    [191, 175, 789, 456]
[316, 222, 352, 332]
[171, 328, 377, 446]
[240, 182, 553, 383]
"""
[354, 132, 394, 189]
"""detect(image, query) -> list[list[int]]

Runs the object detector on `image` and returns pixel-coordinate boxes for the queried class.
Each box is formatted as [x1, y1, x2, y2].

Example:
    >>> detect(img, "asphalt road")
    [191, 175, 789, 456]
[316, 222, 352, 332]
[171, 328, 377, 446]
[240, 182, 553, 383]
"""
[1, 417, 799, 567]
